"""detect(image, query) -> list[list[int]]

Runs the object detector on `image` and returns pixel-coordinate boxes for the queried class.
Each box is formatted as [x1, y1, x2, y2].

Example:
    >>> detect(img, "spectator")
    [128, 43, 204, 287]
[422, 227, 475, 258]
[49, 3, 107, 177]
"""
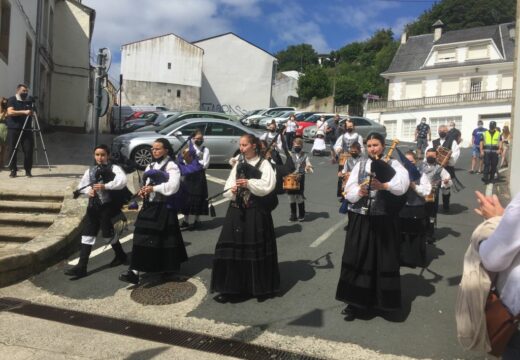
[0, 97, 8, 168]
[326, 114, 340, 162]
[477, 191, 520, 359]
[415, 117, 431, 159]
[448, 121, 462, 145]
[480, 121, 501, 185]
[470, 120, 486, 174]
[500, 124, 511, 168]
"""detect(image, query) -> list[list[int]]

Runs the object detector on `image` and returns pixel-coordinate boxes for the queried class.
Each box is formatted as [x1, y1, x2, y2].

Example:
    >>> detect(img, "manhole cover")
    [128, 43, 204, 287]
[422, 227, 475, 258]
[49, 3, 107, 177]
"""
[131, 277, 197, 305]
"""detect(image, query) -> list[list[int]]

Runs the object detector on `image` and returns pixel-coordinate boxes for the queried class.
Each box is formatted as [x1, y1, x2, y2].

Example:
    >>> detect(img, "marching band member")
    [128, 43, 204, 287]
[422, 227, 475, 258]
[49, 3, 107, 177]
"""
[420, 148, 452, 244]
[260, 121, 283, 152]
[336, 133, 409, 320]
[428, 124, 460, 212]
[64, 144, 128, 279]
[311, 130, 327, 156]
[119, 138, 188, 285]
[287, 137, 312, 222]
[399, 151, 431, 268]
[333, 119, 365, 156]
[179, 130, 210, 230]
[337, 142, 362, 198]
[211, 134, 279, 301]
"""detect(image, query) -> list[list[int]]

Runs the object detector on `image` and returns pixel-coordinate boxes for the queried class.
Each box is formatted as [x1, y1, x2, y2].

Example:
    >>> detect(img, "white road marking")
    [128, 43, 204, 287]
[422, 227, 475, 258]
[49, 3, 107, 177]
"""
[206, 174, 227, 185]
[485, 183, 493, 196]
[67, 174, 229, 266]
[309, 217, 348, 248]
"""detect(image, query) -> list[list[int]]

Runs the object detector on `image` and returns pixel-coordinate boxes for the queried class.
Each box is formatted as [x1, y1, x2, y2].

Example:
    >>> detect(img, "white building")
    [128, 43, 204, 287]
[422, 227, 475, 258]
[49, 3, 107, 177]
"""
[272, 70, 299, 107]
[193, 33, 277, 116]
[120, 34, 203, 111]
[366, 21, 515, 147]
[0, 0, 94, 129]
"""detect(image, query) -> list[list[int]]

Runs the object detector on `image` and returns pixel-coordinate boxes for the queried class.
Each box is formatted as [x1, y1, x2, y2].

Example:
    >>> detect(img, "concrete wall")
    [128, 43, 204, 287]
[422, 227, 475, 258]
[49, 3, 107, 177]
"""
[0, 0, 37, 98]
[195, 33, 276, 115]
[272, 72, 298, 107]
[122, 79, 200, 111]
[49, 0, 91, 129]
[121, 34, 203, 87]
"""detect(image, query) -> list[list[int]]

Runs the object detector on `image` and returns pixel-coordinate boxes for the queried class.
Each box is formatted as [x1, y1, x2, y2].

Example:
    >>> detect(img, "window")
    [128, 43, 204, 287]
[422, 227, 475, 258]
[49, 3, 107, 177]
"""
[502, 73, 513, 89]
[0, 0, 11, 63]
[42, 0, 49, 47]
[384, 120, 397, 139]
[177, 123, 206, 136]
[24, 35, 32, 85]
[401, 119, 416, 140]
[351, 118, 371, 126]
[440, 77, 459, 95]
[176, 90, 181, 98]
[167, 89, 171, 93]
[470, 78, 482, 93]
[404, 80, 422, 99]
[206, 123, 243, 136]
[49, 7, 53, 50]
[437, 48, 456, 63]
[467, 45, 488, 60]
[167, 62, 171, 69]
[429, 116, 462, 135]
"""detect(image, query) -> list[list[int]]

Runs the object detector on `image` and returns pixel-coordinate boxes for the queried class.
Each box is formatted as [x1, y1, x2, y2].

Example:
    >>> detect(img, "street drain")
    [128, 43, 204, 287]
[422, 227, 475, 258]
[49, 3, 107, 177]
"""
[131, 277, 197, 305]
[0, 297, 322, 360]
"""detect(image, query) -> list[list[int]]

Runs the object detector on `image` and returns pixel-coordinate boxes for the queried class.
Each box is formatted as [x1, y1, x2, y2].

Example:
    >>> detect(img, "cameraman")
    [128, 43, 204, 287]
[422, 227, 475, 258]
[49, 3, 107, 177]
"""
[6, 84, 33, 178]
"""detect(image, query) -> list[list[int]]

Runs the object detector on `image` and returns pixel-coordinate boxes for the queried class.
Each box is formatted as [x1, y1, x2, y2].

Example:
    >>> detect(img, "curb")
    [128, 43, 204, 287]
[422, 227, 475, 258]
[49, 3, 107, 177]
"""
[0, 185, 87, 287]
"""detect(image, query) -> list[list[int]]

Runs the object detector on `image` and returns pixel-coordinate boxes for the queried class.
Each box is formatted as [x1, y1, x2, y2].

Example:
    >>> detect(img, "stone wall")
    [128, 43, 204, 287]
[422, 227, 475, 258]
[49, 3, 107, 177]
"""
[122, 80, 200, 111]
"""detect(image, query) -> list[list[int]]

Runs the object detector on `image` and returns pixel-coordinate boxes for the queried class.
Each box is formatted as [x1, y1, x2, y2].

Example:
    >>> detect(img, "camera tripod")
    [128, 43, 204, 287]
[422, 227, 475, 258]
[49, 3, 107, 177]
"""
[7, 109, 51, 171]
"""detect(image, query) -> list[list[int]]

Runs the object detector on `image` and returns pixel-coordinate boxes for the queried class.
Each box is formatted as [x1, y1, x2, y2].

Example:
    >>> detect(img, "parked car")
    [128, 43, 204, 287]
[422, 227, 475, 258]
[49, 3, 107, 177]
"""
[238, 109, 265, 122]
[257, 110, 295, 128]
[135, 111, 236, 133]
[242, 107, 296, 126]
[112, 118, 261, 169]
[302, 116, 387, 142]
[295, 111, 320, 121]
[295, 113, 335, 137]
[110, 105, 170, 132]
[125, 111, 157, 121]
[120, 112, 159, 133]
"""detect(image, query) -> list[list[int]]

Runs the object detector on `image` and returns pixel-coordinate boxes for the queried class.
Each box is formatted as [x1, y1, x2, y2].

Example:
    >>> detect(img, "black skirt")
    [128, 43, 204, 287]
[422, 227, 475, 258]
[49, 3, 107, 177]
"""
[211, 205, 280, 296]
[399, 206, 428, 268]
[336, 212, 401, 310]
[131, 203, 188, 273]
[182, 170, 209, 215]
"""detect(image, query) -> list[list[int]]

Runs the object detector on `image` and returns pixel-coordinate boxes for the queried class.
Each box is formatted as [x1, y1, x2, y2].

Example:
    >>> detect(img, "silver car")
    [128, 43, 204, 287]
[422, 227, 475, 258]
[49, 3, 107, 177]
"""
[112, 118, 261, 169]
[303, 116, 387, 142]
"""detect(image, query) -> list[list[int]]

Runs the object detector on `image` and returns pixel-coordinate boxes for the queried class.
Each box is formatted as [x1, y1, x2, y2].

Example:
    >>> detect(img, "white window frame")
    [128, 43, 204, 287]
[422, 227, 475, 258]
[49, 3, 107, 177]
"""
[384, 120, 397, 139]
[401, 119, 416, 140]
[436, 48, 456, 63]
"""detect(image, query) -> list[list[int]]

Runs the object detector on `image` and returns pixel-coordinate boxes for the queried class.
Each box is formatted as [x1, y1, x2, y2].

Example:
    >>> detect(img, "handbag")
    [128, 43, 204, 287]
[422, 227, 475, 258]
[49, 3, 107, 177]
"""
[485, 288, 520, 356]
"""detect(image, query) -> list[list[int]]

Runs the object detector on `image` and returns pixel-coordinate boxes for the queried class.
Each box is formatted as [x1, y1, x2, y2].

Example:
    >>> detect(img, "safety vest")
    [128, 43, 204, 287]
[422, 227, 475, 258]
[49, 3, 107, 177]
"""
[483, 130, 500, 150]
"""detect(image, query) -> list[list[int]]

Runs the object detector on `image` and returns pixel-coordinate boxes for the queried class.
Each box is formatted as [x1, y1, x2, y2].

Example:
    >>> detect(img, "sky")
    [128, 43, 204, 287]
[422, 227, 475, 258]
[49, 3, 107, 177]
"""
[82, 0, 437, 83]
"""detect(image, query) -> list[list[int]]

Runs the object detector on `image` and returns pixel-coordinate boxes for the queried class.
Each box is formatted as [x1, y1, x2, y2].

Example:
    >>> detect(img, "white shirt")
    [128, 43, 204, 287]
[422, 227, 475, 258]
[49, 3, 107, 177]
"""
[344, 158, 410, 203]
[145, 157, 181, 199]
[479, 193, 520, 315]
[193, 141, 210, 169]
[286, 119, 297, 133]
[334, 132, 365, 154]
[428, 138, 460, 166]
[260, 131, 283, 152]
[316, 120, 327, 132]
[78, 163, 127, 195]
[311, 138, 327, 151]
[413, 173, 432, 197]
[224, 156, 276, 200]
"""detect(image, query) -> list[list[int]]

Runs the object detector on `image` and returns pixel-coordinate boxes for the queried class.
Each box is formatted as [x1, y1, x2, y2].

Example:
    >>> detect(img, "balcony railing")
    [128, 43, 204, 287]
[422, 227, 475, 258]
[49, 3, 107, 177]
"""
[367, 89, 513, 111]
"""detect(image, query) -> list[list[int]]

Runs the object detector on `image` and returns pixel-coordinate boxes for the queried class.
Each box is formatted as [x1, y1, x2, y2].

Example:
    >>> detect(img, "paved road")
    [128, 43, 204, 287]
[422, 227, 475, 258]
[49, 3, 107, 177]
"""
[0, 141, 497, 359]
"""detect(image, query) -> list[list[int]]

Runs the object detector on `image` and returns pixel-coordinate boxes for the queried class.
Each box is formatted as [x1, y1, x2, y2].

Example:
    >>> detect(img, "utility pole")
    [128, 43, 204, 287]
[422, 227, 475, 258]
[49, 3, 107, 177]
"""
[93, 48, 108, 147]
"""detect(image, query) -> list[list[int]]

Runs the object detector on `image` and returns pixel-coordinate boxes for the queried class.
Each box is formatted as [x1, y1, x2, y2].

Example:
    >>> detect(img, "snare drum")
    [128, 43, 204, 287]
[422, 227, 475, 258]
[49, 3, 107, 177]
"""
[283, 174, 300, 191]
[425, 191, 435, 202]
[338, 152, 350, 166]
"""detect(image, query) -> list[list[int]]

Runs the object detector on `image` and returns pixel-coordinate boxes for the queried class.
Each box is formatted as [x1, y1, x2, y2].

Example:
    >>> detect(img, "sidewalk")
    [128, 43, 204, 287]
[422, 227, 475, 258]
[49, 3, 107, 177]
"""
[0, 131, 117, 286]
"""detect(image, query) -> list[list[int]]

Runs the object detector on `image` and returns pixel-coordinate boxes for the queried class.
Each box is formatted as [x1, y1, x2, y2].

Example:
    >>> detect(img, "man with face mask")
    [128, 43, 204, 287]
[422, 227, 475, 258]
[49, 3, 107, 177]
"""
[420, 148, 452, 243]
[5, 84, 34, 178]
[415, 117, 431, 160]
[470, 120, 486, 174]
[479, 121, 502, 185]
[334, 119, 365, 156]
[428, 124, 461, 212]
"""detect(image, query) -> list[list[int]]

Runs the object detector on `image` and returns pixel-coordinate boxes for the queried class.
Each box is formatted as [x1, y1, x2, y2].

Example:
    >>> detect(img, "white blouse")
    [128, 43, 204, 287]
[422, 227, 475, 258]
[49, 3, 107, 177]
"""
[145, 158, 181, 198]
[334, 132, 365, 154]
[260, 132, 283, 152]
[344, 158, 410, 203]
[479, 193, 520, 315]
[78, 163, 127, 195]
[413, 173, 432, 197]
[223, 155, 276, 200]
[193, 141, 210, 169]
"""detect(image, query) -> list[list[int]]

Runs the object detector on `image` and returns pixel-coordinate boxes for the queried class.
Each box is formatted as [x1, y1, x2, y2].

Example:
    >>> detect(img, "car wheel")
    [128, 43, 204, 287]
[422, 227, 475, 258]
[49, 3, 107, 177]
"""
[131, 145, 153, 170]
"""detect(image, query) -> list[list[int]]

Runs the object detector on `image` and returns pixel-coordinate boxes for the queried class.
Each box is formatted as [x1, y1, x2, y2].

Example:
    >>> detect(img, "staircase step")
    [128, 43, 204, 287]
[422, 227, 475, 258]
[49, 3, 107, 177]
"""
[0, 226, 46, 242]
[0, 200, 62, 213]
[0, 192, 64, 203]
[0, 213, 56, 226]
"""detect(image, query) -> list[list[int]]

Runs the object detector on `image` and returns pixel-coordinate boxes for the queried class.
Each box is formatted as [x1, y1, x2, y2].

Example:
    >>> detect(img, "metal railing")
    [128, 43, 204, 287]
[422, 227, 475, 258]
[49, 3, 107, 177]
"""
[367, 89, 513, 111]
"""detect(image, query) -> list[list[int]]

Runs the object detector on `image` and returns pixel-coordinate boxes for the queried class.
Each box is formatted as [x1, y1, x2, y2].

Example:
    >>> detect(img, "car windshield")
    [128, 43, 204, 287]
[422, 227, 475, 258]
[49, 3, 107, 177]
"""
[154, 112, 180, 126]
[159, 120, 188, 135]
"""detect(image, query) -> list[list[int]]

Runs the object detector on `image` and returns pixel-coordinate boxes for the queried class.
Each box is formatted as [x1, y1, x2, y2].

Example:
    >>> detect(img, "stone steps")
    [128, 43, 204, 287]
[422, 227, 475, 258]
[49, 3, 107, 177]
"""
[0, 226, 46, 242]
[0, 200, 62, 214]
[0, 213, 56, 226]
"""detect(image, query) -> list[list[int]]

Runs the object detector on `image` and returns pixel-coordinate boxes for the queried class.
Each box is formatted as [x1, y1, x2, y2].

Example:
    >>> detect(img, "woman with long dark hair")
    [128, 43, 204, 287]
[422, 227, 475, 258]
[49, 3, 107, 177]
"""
[336, 132, 409, 320]
[211, 134, 279, 301]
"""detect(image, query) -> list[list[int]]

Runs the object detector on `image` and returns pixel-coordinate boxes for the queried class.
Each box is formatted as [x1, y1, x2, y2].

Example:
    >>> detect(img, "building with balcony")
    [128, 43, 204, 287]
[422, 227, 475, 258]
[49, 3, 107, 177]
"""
[365, 21, 515, 146]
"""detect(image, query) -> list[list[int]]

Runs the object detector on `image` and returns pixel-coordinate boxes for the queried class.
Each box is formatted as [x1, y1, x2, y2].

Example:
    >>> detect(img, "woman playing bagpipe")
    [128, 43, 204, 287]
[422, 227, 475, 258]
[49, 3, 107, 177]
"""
[179, 130, 210, 231]
[119, 138, 188, 285]
[397, 150, 432, 269]
[64, 144, 129, 279]
[210, 134, 279, 301]
[336, 133, 410, 320]
[287, 137, 313, 222]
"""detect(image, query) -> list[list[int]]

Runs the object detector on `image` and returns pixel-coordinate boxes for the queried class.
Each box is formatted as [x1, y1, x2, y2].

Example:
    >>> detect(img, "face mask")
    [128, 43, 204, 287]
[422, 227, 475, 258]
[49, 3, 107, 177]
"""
[194, 140, 203, 146]
[350, 152, 359, 158]
[438, 132, 447, 138]
[346, 128, 353, 133]
[293, 147, 302, 153]
[20, 93, 28, 100]
[421, 120, 426, 124]
[426, 157, 436, 164]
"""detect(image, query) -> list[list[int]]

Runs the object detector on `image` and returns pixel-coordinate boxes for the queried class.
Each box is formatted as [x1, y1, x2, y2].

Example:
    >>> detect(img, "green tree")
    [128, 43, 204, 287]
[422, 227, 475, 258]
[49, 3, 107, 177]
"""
[297, 65, 331, 103]
[275, 44, 318, 72]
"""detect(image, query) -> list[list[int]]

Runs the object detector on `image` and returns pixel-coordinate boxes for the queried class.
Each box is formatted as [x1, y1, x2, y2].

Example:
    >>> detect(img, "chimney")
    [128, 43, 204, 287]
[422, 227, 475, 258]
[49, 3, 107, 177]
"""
[433, 20, 445, 42]
[401, 32, 407, 45]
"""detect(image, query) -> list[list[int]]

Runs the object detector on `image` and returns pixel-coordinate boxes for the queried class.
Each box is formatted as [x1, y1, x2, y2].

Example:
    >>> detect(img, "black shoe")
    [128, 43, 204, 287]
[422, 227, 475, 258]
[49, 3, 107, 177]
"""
[119, 270, 139, 285]
[341, 305, 357, 321]
[109, 255, 127, 267]
[189, 220, 201, 231]
[214, 294, 230, 303]
[9, 171, 16, 178]
[180, 220, 189, 229]
[64, 265, 87, 278]
[26, 171, 32, 178]
[289, 214, 297, 222]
